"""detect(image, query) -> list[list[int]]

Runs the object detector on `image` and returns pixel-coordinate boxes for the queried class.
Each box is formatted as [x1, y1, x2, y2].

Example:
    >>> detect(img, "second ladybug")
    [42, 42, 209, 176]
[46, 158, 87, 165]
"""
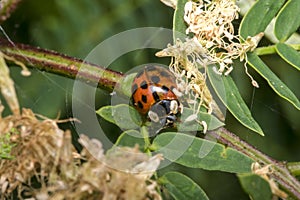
[131, 65, 182, 127]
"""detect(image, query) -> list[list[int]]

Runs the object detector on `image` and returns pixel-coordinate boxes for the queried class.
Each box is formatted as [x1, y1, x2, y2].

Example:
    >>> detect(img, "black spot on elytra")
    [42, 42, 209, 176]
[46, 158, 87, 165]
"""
[151, 75, 160, 84]
[160, 70, 170, 77]
[161, 85, 169, 92]
[141, 95, 147, 103]
[137, 101, 143, 109]
[135, 70, 144, 78]
[140, 81, 148, 89]
[152, 91, 160, 102]
[146, 66, 156, 71]
[132, 83, 138, 92]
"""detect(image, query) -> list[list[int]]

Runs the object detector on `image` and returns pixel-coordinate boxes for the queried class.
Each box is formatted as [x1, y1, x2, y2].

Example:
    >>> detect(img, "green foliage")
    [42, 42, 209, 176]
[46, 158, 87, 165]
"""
[152, 132, 253, 173]
[238, 174, 272, 200]
[96, 104, 224, 133]
[207, 65, 264, 135]
[0, 129, 18, 159]
[117, 73, 137, 97]
[159, 172, 209, 200]
[274, 0, 300, 42]
[240, 0, 300, 112]
[239, 0, 285, 39]
[247, 53, 300, 110]
[97, 104, 246, 198]
[173, 0, 187, 40]
[114, 130, 146, 151]
[97, 104, 252, 172]
[169, 0, 300, 198]
[177, 107, 224, 132]
[276, 43, 300, 71]
[96, 104, 142, 130]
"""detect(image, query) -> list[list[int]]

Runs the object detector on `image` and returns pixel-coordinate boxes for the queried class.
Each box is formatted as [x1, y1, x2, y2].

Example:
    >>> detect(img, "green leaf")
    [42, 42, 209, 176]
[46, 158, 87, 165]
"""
[96, 105, 114, 124]
[177, 107, 224, 132]
[238, 174, 272, 200]
[239, 0, 285, 39]
[173, 0, 187, 41]
[96, 104, 142, 130]
[0, 133, 16, 160]
[207, 65, 264, 136]
[275, 0, 300, 42]
[114, 130, 145, 151]
[159, 172, 209, 200]
[117, 73, 136, 97]
[275, 43, 300, 71]
[247, 52, 300, 110]
[153, 132, 254, 173]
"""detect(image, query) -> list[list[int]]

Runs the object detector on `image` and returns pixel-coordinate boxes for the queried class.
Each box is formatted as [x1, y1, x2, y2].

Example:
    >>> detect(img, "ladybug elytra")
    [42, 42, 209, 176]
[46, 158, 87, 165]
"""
[131, 65, 182, 127]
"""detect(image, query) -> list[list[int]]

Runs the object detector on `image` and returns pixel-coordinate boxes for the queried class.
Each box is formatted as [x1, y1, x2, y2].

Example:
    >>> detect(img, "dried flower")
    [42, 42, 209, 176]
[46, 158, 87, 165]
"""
[0, 110, 162, 199]
[157, 0, 264, 122]
[183, 0, 262, 78]
[156, 38, 224, 122]
[251, 162, 288, 199]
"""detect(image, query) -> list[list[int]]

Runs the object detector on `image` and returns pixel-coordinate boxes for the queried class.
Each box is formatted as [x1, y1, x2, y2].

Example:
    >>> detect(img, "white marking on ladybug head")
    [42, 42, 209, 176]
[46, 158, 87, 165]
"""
[172, 88, 183, 97]
[148, 110, 160, 123]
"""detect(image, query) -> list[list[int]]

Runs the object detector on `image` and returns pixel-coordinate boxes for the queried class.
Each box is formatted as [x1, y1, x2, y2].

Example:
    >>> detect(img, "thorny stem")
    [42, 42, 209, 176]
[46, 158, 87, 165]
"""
[0, 0, 22, 24]
[0, 39, 300, 199]
[210, 128, 300, 199]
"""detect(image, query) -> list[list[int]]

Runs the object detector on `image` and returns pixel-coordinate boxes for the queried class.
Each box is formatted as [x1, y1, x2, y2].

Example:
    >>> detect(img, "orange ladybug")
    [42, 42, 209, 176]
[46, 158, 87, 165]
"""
[131, 65, 182, 127]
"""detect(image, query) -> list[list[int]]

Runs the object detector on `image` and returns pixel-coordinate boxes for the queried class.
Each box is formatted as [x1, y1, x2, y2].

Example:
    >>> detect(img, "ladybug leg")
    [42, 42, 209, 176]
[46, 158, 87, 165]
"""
[165, 115, 176, 126]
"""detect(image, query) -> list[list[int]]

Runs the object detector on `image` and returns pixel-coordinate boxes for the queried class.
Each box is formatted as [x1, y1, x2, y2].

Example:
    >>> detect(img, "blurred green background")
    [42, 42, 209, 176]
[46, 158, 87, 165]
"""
[1, 0, 299, 199]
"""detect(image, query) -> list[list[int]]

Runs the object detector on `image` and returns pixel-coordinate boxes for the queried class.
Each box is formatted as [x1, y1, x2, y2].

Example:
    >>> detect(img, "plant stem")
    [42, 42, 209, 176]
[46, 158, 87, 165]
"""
[287, 162, 300, 176]
[1, 39, 300, 199]
[290, 44, 300, 51]
[254, 45, 276, 56]
[254, 44, 300, 56]
[210, 128, 300, 199]
[0, 38, 123, 92]
[0, 0, 22, 24]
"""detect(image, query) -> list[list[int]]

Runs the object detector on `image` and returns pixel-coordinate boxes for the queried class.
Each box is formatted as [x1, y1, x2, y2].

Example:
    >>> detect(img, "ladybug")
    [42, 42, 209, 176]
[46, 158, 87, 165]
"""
[131, 65, 182, 127]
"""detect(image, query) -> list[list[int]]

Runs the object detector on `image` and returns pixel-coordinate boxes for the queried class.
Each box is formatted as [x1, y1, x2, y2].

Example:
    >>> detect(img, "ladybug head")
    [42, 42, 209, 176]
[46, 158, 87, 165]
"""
[148, 99, 182, 127]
